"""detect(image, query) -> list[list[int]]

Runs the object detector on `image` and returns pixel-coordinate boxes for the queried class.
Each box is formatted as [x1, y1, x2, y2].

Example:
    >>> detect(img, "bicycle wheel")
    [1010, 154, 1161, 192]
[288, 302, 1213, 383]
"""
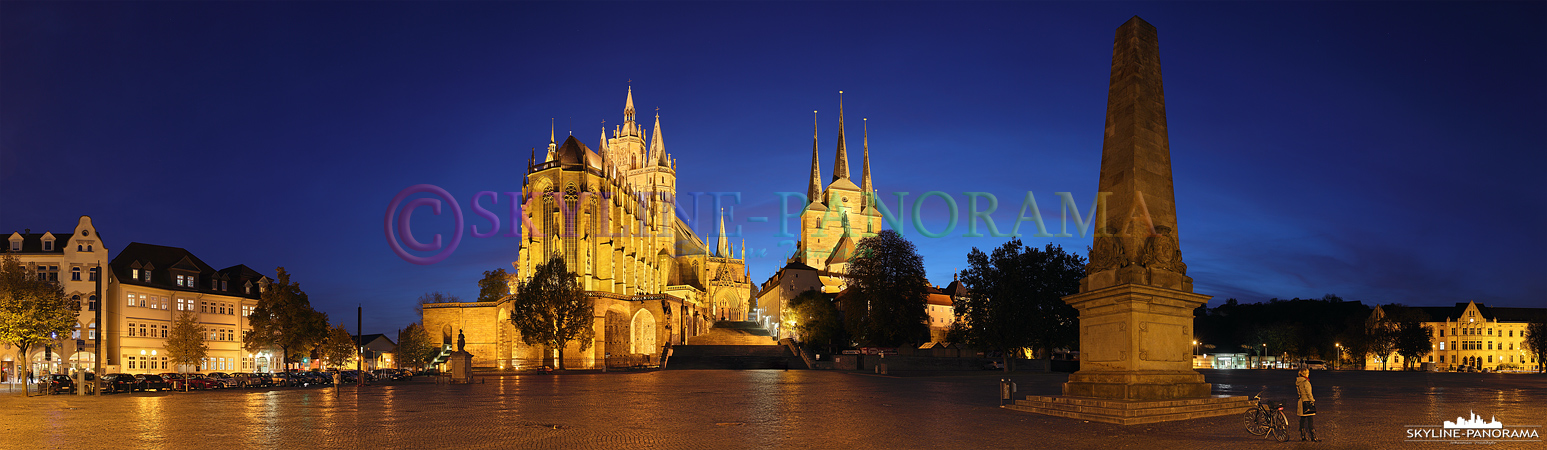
[1271, 411, 1291, 442]
[1243, 409, 1268, 436]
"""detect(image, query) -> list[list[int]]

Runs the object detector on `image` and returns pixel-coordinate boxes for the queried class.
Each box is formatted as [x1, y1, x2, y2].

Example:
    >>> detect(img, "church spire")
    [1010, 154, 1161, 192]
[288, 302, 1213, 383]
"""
[717, 208, 731, 258]
[861, 117, 873, 206]
[832, 91, 850, 181]
[807, 110, 822, 204]
[624, 85, 636, 126]
[650, 111, 664, 164]
[546, 118, 557, 162]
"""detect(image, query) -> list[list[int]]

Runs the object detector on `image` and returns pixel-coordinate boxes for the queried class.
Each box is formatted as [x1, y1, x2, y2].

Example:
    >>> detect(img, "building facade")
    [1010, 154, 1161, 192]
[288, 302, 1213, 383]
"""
[108, 242, 271, 374]
[1, 216, 109, 381]
[1364, 301, 1543, 372]
[757, 96, 882, 340]
[423, 88, 754, 370]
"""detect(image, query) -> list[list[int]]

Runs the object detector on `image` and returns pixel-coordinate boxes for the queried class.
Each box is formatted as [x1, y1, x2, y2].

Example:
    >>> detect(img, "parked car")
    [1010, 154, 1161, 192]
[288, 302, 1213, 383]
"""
[231, 373, 261, 388]
[1303, 360, 1328, 370]
[48, 374, 76, 394]
[102, 374, 139, 393]
[298, 372, 331, 387]
[161, 373, 217, 390]
[135, 374, 170, 392]
[205, 372, 235, 389]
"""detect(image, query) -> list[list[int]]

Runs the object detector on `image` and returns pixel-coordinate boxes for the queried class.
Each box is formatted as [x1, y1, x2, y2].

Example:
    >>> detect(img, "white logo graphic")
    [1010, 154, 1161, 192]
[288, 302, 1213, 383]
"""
[1444, 411, 1503, 429]
[1406, 410, 1540, 443]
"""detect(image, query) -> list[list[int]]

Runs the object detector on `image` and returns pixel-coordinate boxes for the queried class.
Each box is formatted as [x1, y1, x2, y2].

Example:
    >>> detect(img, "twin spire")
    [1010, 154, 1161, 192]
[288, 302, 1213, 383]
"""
[806, 91, 873, 206]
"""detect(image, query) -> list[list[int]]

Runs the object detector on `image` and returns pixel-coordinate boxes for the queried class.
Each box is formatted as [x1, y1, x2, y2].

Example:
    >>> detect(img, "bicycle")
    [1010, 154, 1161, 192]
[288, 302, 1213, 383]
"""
[1242, 391, 1290, 442]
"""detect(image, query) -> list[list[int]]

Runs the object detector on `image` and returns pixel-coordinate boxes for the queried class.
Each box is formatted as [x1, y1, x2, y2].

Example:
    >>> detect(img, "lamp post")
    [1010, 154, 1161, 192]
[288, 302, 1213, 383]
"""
[1334, 343, 1341, 370]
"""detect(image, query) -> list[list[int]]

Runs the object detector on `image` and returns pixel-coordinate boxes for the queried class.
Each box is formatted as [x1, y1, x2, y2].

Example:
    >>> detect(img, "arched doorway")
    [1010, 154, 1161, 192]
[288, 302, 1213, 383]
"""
[631, 309, 656, 356]
[604, 307, 628, 366]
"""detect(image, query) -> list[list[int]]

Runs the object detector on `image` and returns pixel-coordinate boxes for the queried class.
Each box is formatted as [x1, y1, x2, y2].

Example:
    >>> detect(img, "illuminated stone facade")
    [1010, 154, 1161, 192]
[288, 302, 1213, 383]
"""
[424, 88, 754, 370]
[1, 216, 109, 381]
[1364, 301, 1542, 372]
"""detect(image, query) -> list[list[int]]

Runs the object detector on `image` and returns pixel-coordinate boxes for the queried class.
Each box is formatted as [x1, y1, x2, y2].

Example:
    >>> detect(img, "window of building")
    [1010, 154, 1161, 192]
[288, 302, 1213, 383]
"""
[221, 280, 227, 291]
[71, 267, 81, 281]
[88, 323, 96, 340]
[131, 268, 139, 280]
[142, 269, 150, 281]
[1488, 328, 1493, 336]
[1509, 330, 1514, 337]
[43, 240, 52, 251]
[1488, 355, 1493, 363]
[8, 241, 17, 252]
[160, 325, 167, 338]
[1487, 342, 1493, 350]
[88, 295, 97, 311]
[86, 245, 92, 251]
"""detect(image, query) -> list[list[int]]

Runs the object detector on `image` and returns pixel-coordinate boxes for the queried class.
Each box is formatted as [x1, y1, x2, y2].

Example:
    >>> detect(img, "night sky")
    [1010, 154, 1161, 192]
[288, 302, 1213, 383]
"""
[3, 2, 1543, 334]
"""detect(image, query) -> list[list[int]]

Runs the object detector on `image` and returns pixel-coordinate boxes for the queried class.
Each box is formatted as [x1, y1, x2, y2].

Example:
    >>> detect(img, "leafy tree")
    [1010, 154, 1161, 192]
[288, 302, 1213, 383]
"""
[318, 323, 357, 369]
[509, 255, 593, 370]
[0, 255, 74, 393]
[163, 310, 208, 376]
[1525, 322, 1547, 374]
[242, 267, 329, 371]
[1367, 308, 1399, 371]
[841, 230, 930, 347]
[477, 268, 512, 303]
[395, 323, 436, 370]
[954, 240, 1083, 371]
[1395, 321, 1434, 370]
[786, 289, 842, 355]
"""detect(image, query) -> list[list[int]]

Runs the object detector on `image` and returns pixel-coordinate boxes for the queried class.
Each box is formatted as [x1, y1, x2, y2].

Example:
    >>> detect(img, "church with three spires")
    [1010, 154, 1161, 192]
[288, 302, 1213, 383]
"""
[421, 87, 756, 370]
[758, 92, 883, 340]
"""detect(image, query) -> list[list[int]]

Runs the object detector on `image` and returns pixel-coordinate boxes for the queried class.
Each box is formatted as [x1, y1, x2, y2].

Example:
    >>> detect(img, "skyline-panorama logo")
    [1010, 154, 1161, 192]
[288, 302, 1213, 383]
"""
[1406, 410, 1541, 444]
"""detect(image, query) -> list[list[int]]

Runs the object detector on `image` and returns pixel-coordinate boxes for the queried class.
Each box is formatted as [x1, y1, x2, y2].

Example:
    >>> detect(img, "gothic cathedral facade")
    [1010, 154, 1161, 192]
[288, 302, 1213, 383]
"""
[423, 88, 754, 370]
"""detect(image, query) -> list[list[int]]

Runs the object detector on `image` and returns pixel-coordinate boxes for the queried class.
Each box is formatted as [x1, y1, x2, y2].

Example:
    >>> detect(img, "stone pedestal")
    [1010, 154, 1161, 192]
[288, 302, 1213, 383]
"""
[447, 350, 473, 384]
[1061, 283, 1211, 400]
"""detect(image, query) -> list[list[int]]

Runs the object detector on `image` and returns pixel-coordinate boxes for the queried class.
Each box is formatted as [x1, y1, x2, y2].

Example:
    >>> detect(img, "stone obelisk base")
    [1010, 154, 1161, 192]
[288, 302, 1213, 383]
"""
[1007, 283, 1248, 425]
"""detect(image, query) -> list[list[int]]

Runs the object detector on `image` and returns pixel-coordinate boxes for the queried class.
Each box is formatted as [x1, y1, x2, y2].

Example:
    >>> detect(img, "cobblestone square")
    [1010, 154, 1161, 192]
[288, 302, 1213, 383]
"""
[2, 369, 1543, 449]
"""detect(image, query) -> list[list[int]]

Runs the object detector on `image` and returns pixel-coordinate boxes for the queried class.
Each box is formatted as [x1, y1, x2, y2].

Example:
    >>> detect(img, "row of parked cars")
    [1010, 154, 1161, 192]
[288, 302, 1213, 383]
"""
[44, 369, 418, 394]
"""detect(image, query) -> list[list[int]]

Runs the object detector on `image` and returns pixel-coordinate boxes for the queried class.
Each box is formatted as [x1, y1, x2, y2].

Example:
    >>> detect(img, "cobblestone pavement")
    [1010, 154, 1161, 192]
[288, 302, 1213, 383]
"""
[1, 369, 1542, 450]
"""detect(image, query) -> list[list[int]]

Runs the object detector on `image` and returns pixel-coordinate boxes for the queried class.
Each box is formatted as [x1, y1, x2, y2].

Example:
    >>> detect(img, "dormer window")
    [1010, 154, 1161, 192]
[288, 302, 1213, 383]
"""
[42, 240, 52, 251]
[8, 240, 17, 252]
[221, 280, 228, 291]
[131, 268, 140, 279]
[142, 269, 151, 282]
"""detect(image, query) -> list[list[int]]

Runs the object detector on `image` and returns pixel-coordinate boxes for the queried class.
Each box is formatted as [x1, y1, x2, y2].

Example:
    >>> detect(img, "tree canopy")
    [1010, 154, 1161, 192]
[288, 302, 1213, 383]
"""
[478, 268, 512, 303]
[242, 267, 328, 370]
[842, 230, 930, 347]
[509, 254, 593, 370]
[951, 240, 1083, 369]
[786, 289, 842, 354]
[163, 310, 208, 373]
[318, 323, 357, 369]
[1525, 322, 1547, 374]
[395, 323, 437, 370]
[0, 254, 74, 382]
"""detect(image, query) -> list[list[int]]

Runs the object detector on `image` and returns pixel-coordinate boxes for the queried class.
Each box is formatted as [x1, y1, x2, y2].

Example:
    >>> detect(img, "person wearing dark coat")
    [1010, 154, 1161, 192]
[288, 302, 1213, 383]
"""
[1297, 368, 1320, 442]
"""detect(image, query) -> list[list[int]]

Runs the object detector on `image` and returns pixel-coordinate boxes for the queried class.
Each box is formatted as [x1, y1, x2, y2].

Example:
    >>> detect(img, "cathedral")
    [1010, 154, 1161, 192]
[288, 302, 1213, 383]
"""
[756, 93, 882, 340]
[422, 88, 755, 370]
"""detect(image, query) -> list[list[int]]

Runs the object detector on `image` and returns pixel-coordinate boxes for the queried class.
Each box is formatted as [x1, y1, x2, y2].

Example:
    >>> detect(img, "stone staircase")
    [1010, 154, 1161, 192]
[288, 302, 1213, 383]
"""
[1004, 394, 1254, 425]
[684, 321, 776, 345]
[667, 321, 796, 369]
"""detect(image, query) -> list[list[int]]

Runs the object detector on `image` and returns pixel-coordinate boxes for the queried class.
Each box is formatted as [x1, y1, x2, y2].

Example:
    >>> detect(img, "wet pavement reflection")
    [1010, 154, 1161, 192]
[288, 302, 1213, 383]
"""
[0, 369, 1541, 449]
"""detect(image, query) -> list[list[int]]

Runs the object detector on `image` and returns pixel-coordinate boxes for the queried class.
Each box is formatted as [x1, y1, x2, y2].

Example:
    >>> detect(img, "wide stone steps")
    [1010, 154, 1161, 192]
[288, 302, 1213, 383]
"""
[1005, 394, 1254, 425]
[665, 345, 797, 370]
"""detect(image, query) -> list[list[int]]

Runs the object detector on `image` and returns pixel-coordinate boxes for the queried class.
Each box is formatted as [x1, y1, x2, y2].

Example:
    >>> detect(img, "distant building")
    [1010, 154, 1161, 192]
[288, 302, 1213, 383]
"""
[924, 277, 964, 343]
[1, 216, 109, 381]
[351, 334, 396, 370]
[1364, 301, 1543, 372]
[108, 242, 270, 373]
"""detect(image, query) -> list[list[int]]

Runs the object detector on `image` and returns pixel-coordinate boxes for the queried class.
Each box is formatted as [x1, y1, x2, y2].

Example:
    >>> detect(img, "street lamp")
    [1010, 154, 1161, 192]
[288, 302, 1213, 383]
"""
[1335, 343, 1342, 370]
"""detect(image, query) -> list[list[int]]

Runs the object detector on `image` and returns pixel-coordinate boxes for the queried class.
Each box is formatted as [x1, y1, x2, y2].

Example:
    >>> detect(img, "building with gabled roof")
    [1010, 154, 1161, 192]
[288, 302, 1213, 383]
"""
[1, 216, 109, 381]
[1365, 301, 1544, 372]
[109, 242, 271, 373]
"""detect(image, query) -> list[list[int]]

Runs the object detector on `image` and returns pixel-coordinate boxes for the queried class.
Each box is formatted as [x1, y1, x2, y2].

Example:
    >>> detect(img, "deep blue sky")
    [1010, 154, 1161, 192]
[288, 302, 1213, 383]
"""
[3, 2, 1543, 334]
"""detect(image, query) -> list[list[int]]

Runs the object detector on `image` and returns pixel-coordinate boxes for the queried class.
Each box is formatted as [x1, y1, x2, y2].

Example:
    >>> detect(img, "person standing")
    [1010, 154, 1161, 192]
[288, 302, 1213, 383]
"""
[1297, 368, 1320, 442]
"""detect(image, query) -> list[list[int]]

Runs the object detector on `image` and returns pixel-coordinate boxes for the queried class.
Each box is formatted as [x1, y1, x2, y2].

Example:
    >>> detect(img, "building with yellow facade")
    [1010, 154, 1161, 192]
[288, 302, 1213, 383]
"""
[2, 216, 109, 381]
[1364, 301, 1543, 372]
[423, 88, 754, 370]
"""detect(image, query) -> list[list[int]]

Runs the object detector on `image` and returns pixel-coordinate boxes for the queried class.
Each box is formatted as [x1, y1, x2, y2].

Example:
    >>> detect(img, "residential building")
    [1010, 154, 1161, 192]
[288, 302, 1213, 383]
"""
[1, 216, 109, 381]
[1364, 301, 1543, 372]
[108, 242, 270, 374]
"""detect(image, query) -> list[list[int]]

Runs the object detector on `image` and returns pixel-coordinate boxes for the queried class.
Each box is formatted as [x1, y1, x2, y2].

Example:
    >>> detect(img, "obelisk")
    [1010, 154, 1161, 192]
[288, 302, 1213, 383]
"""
[1061, 16, 1212, 401]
